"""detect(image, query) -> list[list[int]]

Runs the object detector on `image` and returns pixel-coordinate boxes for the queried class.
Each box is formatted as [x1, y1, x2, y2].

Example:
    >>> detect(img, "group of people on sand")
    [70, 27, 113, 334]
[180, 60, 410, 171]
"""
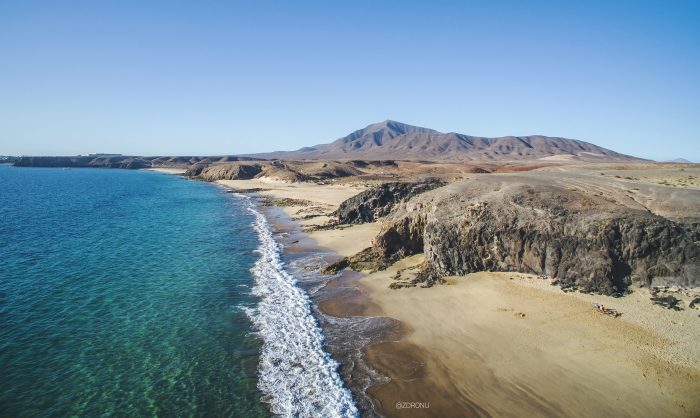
[593, 303, 621, 318]
[537, 274, 551, 280]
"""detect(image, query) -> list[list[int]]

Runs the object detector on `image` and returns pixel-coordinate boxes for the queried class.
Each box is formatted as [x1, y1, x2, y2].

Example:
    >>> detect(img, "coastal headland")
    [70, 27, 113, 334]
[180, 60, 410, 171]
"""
[210, 160, 700, 417]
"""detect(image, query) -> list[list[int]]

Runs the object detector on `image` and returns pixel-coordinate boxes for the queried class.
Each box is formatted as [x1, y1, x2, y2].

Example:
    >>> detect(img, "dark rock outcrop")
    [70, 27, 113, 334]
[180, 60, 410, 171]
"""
[321, 247, 396, 277]
[335, 180, 445, 224]
[348, 160, 397, 168]
[186, 163, 263, 181]
[258, 160, 363, 182]
[14, 156, 97, 167]
[183, 160, 366, 183]
[184, 163, 208, 177]
[370, 177, 700, 294]
[258, 161, 311, 182]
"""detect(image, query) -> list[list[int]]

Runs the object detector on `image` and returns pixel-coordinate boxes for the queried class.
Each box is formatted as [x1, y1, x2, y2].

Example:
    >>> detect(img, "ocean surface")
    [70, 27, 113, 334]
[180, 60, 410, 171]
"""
[0, 166, 356, 417]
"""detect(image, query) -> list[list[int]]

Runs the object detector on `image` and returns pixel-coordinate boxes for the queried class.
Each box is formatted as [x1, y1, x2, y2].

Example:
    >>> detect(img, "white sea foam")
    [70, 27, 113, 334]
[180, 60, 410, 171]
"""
[238, 195, 358, 417]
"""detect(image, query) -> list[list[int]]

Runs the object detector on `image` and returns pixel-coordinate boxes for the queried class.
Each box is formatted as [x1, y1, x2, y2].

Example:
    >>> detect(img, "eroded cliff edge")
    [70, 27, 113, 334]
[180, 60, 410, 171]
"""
[344, 173, 700, 295]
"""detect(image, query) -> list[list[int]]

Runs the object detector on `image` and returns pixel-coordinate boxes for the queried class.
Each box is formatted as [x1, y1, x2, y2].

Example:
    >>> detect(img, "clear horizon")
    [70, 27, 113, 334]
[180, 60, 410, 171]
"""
[1, 1, 698, 161]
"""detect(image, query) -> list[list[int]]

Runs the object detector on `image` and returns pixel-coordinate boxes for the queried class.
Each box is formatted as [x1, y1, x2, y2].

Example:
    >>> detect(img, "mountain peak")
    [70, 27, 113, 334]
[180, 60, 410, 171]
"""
[360, 120, 439, 135]
[247, 121, 645, 162]
[369, 119, 408, 130]
[338, 120, 438, 146]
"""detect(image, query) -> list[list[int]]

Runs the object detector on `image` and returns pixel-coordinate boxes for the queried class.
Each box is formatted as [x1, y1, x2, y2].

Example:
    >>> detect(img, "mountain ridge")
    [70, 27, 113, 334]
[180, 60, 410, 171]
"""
[248, 120, 645, 162]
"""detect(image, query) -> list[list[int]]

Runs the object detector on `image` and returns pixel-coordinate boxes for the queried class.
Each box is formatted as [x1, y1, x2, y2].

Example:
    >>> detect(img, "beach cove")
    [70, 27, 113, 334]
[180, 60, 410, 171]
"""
[218, 175, 700, 418]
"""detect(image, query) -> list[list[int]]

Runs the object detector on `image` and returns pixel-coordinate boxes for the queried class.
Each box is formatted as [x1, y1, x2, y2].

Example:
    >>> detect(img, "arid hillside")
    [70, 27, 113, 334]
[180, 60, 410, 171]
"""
[248, 120, 645, 162]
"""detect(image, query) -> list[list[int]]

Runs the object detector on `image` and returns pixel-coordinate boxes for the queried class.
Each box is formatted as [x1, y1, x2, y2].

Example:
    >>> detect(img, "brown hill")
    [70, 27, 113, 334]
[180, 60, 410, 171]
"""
[249, 120, 644, 162]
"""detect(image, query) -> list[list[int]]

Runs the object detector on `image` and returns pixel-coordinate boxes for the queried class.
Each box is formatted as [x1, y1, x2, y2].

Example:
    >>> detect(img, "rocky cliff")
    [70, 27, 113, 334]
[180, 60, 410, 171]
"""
[185, 160, 366, 183]
[367, 175, 700, 294]
[335, 180, 445, 224]
[185, 163, 263, 180]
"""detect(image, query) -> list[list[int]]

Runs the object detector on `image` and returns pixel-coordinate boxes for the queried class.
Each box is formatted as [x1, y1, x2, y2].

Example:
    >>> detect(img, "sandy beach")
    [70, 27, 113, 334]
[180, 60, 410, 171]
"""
[217, 178, 381, 257]
[361, 255, 700, 417]
[147, 167, 188, 175]
[217, 175, 700, 418]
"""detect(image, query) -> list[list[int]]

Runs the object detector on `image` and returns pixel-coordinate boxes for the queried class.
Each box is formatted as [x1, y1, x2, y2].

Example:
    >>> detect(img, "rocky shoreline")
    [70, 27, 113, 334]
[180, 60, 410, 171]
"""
[173, 164, 700, 416]
[300, 173, 699, 298]
[212, 169, 700, 417]
[74, 160, 700, 301]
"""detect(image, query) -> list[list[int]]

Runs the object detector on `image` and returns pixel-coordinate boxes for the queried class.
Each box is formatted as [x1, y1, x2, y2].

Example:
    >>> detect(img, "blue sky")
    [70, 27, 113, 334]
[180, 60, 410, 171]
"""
[1, 1, 698, 161]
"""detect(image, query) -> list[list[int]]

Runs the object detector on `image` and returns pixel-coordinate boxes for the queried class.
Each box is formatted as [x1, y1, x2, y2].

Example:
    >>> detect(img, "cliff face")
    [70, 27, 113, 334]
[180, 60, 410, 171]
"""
[185, 160, 366, 183]
[335, 180, 445, 224]
[370, 177, 700, 294]
[185, 163, 263, 180]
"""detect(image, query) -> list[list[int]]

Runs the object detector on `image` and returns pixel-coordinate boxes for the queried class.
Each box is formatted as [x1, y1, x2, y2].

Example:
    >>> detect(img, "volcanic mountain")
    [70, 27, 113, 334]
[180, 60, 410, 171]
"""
[250, 120, 643, 162]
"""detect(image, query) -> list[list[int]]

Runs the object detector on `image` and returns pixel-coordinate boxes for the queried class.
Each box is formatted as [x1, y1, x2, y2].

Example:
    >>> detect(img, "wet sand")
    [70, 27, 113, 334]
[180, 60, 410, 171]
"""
[217, 181, 392, 414]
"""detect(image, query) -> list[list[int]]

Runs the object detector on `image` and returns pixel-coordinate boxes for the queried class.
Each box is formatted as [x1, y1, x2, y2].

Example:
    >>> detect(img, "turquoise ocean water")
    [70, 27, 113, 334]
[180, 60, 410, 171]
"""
[0, 166, 270, 417]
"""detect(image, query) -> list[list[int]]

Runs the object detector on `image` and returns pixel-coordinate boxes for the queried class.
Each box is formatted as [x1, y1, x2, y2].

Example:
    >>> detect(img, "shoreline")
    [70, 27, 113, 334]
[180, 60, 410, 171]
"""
[216, 179, 390, 415]
[146, 167, 188, 175]
[215, 176, 700, 418]
[239, 196, 358, 416]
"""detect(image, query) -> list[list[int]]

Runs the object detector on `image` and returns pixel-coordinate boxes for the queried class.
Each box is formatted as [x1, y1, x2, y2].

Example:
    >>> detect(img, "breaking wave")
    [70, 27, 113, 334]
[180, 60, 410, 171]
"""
[240, 195, 358, 417]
